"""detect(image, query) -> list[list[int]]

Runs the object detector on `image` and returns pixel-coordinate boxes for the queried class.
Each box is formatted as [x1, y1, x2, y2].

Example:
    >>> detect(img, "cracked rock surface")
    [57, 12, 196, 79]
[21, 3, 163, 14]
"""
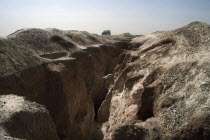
[99, 22, 210, 140]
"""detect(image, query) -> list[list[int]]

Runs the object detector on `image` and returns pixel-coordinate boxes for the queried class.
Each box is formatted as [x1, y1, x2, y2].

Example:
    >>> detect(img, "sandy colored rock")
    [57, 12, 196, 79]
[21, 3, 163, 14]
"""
[100, 22, 210, 140]
[0, 28, 124, 140]
[1, 22, 210, 140]
[0, 94, 59, 140]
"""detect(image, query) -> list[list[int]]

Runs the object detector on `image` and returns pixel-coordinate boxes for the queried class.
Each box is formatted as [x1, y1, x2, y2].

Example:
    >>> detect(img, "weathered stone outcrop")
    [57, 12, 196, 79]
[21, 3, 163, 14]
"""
[1, 22, 210, 140]
[0, 29, 124, 140]
[99, 22, 210, 140]
[0, 58, 96, 140]
[0, 94, 59, 140]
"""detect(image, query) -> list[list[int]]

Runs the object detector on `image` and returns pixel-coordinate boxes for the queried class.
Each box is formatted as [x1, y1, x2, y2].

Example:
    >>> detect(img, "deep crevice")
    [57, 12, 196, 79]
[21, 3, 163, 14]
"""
[137, 87, 155, 121]
[0, 41, 131, 140]
[94, 89, 108, 121]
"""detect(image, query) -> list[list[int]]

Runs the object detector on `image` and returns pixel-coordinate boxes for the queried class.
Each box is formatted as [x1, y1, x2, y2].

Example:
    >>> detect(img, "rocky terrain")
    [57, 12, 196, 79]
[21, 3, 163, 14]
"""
[0, 22, 210, 140]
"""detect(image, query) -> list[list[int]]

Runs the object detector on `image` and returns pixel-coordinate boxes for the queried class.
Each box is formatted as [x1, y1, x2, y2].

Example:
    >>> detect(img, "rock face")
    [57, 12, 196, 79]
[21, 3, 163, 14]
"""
[0, 28, 123, 140]
[0, 22, 210, 140]
[99, 22, 210, 140]
[0, 94, 59, 140]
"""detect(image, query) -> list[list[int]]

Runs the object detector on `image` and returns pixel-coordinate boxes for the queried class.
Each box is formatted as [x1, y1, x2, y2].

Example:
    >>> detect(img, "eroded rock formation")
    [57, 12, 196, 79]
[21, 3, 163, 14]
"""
[0, 28, 125, 140]
[0, 94, 59, 140]
[0, 22, 210, 140]
[99, 22, 210, 140]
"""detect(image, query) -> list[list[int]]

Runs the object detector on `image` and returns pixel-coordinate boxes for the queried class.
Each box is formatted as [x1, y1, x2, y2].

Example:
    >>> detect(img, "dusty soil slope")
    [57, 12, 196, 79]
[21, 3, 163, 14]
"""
[0, 28, 115, 76]
[0, 22, 210, 140]
[99, 22, 210, 140]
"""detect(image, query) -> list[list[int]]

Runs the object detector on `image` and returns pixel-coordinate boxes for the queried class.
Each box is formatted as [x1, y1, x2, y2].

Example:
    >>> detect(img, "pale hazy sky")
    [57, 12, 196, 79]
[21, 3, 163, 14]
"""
[0, 0, 210, 36]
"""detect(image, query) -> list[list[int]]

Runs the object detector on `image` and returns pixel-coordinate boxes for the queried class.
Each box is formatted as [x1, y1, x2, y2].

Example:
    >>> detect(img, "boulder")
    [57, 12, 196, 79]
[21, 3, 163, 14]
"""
[0, 94, 59, 140]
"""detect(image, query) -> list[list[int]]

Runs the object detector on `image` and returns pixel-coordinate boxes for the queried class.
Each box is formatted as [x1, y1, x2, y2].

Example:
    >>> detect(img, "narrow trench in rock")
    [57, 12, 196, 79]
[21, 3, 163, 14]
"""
[88, 42, 131, 139]
[94, 89, 108, 120]
[2, 41, 131, 140]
